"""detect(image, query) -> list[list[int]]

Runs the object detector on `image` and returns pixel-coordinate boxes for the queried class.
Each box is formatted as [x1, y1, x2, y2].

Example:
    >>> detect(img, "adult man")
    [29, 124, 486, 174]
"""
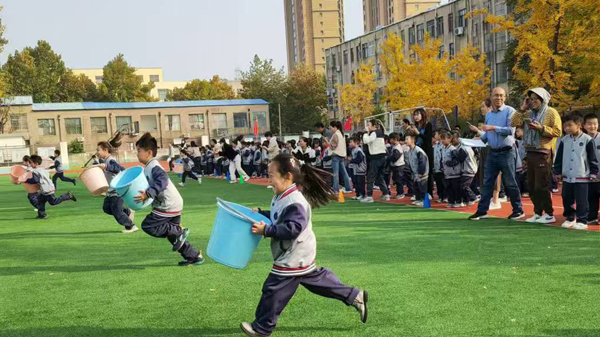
[468, 87, 524, 221]
[315, 122, 333, 139]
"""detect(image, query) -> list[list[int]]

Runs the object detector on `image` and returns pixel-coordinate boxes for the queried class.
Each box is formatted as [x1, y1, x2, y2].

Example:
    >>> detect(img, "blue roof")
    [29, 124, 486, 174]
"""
[2, 96, 34, 106]
[31, 99, 269, 111]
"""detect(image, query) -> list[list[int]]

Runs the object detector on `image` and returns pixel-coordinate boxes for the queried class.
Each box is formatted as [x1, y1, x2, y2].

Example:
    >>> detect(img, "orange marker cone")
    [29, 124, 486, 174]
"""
[338, 190, 345, 203]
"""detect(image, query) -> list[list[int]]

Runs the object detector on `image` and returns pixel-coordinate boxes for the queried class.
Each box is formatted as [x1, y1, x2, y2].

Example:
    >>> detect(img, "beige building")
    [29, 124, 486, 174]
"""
[363, 0, 440, 33]
[4, 96, 270, 153]
[326, 0, 511, 119]
[284, 0, 345, 73]
[73, 68, 239, 101]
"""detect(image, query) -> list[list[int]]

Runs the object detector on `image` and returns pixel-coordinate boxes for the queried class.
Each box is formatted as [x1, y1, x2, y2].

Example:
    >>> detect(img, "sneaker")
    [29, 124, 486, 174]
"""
[343, 190, 353, 194]
[373, 186, 380, 191]
[230, 180, 237, 184]
[587, 219, 599, 225]
[469, 212, 488, 220]
[552, 188, 559, 193]
[352, 290, 369, 323]
[498, 196, 508, 203]
[360, 196, 374, 203]
[561, 220, 575, 229]
[381, 195, 391, 201]
[436, 199, 443, 203]
[455, 203, 466, 208]
[240, 322, 270, 337]
[508, 211, 525, 220]
[573, 223, 588, 230]
[178, 182, 185, 187]
[35, 214, 48, 219]
[68, 192, 77, 202]
[394, 194, 406, 200]
[122, 225, 139, 233]
[489, 201, 501, 210]
[178, 252, 205, 266]
[198, 177, 202, 185]
[526, 214, 542, 223]
[475, 195, 481, 201]
[73, 180, 77, 186]
[467, 201, 476, 206]
[411, 195, 416, 201]
[267, 185, 273, 189]
[445, 203, 453, 208]
[128, 210, 135, 224]
[33, 208, 38, 212]
[172, 228, 190, 252]
[442, 198, 448, 203]
[414, 201, 424, 206]
[522, 192, 530, 198]
[536, 214, 556, 224]
[244, 176, 250, 182]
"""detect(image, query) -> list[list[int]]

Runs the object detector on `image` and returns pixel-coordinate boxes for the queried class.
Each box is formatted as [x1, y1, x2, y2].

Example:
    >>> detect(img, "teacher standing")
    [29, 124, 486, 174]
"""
[410, 108, 434, 197]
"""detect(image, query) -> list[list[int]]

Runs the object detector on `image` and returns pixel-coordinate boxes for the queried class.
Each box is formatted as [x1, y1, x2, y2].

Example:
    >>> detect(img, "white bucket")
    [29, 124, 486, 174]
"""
[79, 166, 109, 196]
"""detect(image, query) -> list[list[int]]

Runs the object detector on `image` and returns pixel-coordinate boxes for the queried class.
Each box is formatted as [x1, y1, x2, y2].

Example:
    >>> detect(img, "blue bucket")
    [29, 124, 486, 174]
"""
[110, 166, 154, 210]
[207, 198, 272, 269]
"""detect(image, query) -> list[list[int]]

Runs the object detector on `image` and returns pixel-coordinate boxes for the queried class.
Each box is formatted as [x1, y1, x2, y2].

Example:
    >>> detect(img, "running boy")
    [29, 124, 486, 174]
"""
[50, 150, 76, 188]
[22, 155, 39, 213]
[26, 154, 77, 219]
[553, 113, 598, 230]
[179, 151, 201, 187]
[96, 141, 137, 233]
[241, 153, 367, 336]
[134, 133, 204, 266]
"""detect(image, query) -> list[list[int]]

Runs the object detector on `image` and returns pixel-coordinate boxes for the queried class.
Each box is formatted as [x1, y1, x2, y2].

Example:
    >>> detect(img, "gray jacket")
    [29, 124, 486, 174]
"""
[442, 144, 461, 179]
[32, 167, 55, 195]
[144, 158, 183, 216]
[349, 147, 367, 175]
[553, 132, 599, 183]
[433, 142, 444, 173]
[103, 155, 125, 197]
[408, 146, 429, 181]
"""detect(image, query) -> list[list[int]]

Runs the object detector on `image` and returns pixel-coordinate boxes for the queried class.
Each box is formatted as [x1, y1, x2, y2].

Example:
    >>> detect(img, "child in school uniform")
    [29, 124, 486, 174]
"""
[387, 133, 406, 199]
[22, 155, 39, 214]
[25, 155, 77, 219]
[179, 151, 201, 187]
[584, 113, 600, 224]
[95, 141, 138, 233]
[133, 133, 204, 266]
[50, 150, 76, 188]
[242, 143, 255, 178]
[405, 132, 429, 206]
[440, 131, 461, 207]
[320, 137, 333, 186]
[553, 113, 599, 230]
[452, 132, 479, 206]
[240, 153, 368, 336]
[252, 143, 263, 178]
[400, 139, 414, 198]
[206, 146, 214, 176]
[433, 130, 447, 203]
[349, 136, 367, 200]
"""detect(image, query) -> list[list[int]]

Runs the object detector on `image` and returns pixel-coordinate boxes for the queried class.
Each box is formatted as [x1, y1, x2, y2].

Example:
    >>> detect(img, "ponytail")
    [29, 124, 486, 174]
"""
[272, 153, 336, 208]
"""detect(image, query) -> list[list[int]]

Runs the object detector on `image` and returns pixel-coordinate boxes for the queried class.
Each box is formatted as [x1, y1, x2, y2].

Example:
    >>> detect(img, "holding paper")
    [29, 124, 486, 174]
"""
[459, 138, 487, 148]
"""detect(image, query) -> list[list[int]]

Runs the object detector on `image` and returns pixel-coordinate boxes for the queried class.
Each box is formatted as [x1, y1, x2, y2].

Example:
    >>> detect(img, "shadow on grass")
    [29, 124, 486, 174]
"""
[0, 231, 120, 239]
[541, 329, 600, 337]
[0, 326, 351, 336]
[0, 264, 170, 276]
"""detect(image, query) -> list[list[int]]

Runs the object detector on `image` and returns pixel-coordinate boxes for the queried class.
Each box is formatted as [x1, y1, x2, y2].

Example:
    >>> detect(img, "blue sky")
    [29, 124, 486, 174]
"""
[0, 0, 364, 81]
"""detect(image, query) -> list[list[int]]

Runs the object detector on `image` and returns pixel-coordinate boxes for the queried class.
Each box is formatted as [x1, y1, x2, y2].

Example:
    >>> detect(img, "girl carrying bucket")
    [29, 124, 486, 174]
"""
[240, 153, 368, 337]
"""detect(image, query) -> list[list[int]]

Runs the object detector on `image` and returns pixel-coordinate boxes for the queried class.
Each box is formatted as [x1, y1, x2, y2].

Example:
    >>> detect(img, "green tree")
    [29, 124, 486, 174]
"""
[239, 55, 286, 133]
[68, 139, 84, 154]
[55, 70, 99, 102]
[167, 75, 235, 101]
[282, 64, 327, 133]
[0, 6, 10, 133]
[97, 54, 155, 102]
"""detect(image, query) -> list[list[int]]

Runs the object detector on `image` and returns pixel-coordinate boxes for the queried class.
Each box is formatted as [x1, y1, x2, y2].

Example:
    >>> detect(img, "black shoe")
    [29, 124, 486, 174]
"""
[178, 253, 205, 266]
[36, 214, 48, 219]
[468, 212, 488, 220]
[172, 228, 190, 251]
[73, 180, 77, 186]
[68, 192, 77, 202]
[508, 211, 525, 220]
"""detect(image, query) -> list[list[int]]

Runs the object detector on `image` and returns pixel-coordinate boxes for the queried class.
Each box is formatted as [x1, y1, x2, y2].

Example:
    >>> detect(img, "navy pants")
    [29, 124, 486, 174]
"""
[414, 179, 428, 201]
[38, 193, 71, 217]
[562, 182, 589, 223]
[477, 149, 523, 214]
[460, 176, 477, 203]
[434, 172, 446, 200]
[52, 172, 75, 188]
[353, 174, 366, 197]
[444, 178, 461, 204]
[588, 182, 600, 222]
[141, 213, 199, 260]
[252, 268, 360, 335]
[27, 193, 39, 209]
[103, 196, 133, 228]
[366, 156, 390, 197]
[182, 170, 199, 183]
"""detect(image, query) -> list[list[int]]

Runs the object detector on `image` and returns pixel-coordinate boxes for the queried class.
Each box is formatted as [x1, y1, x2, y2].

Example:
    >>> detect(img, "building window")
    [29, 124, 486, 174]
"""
[140, 115, 158, 132]
[38, 119, 56, 136]
[368, 42, 375, 57]
[212, 113, 227, 129]
[458, 9, 467, 27]
[426, 20, 435, 37]
[496, 33, 507, 50]
[95, 76, 103, 84]
[150, 75, 160, 82]
[417, 24, 424, 42]
[448, 13, 454, 33]
[408, 27, 416, 45]
[356, 46, 361, 61]
[65, 118, 82, 135]
[400, 29, 405, 42]
[90, 117, 108, 134]
[495, 0, 506, 16]
[449, 43, 455, 58]
[116, 116, 132, 131]
[165, 115, 181, 131]
[362, 43, 368, 59]
[158, 89, 169, 101]
[343, 50, 348, 65]
[189, 114, 205, 130]
[10, 114, 28, 131]
[234, 113, 249, 128]
[496, 62, 508, 83]
[251, 111, 267, 128]
[438, 45, 445, 59]
[436, 17, 444, 37]
[350, 48, 354, 63]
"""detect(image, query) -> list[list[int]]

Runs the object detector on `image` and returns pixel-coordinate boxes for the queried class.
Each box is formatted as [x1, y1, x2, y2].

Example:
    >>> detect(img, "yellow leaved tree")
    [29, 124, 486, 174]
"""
[337, 62, 378, 123]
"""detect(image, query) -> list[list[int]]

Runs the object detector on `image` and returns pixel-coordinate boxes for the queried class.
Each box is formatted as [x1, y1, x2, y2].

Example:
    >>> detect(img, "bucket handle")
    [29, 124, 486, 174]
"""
[216, 198, 260, 225]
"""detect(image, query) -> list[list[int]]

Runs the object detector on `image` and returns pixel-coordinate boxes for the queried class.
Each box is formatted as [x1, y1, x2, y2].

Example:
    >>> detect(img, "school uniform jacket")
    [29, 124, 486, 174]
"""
[144, 158, 183, 217]
[454, 144, 478, 177]
[433, 142, 444, 174]
[408, 146, 429, 181]
[442, 145, 461, 179]
[26, 167, 54, 195]
[258, 184, 316, 277]
[388, 144, 405, 167]
[553, 132, 599, 183]
[50, 157, 64, 173]
[590, 134, 600, 182]
[242, 148, 253, 165]
[103, 155, 125, 197]
[182, 157, 194, 171]
[349, 147, 367, 175]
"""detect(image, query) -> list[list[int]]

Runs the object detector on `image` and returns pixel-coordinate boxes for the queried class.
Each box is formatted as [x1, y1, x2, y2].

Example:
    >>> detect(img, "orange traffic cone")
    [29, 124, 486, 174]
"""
[338, 190, 345, 203]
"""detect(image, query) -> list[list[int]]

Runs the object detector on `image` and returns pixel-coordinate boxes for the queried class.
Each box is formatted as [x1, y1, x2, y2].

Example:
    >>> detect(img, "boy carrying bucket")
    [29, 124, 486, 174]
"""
[133, 133, 204, 266]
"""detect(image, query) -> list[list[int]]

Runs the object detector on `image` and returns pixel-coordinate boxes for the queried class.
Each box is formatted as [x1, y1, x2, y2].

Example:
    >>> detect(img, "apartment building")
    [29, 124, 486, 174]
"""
[363, 0, 440, 33]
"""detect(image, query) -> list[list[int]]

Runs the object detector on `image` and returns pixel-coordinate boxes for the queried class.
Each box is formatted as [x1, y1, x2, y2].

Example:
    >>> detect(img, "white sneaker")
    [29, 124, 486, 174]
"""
[467, 201, 476, 206]
[343, 190, 353, 194]
[526, 214, 542, 223]
[360, 196, 374, 203]
[414, 201, 424, 206]
[536, 215, 556, 224]
[244, 176, 250, 182]
[198, 178, 202, 185]
[381, 194, 391, 201]
[489, 201, 501, 210]
[230, 180, 237, 184]
[122, 225, 139, 234]
[411, 195, 416, 201]
[267, 185, 273, 189]
[352, 290, 368, 323]
[561, 220, 575, 229]
[498, 197, 508, 202]
[128, 210, 135, 224]
[178, 182, 185, 187]
[34, 208, 38, 212]
[351, 196, 361, 200]
[573, 222, 588, 230]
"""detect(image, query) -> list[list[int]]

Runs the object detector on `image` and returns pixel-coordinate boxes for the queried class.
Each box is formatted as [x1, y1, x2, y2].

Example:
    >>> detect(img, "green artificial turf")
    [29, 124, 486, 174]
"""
[1, 174, 600, 336]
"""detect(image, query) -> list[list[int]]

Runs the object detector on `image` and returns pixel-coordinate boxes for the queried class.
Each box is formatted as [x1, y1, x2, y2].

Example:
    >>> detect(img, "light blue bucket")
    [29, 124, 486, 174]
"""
[207, 198, 272, 269]
[110, 166, 154, 210]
